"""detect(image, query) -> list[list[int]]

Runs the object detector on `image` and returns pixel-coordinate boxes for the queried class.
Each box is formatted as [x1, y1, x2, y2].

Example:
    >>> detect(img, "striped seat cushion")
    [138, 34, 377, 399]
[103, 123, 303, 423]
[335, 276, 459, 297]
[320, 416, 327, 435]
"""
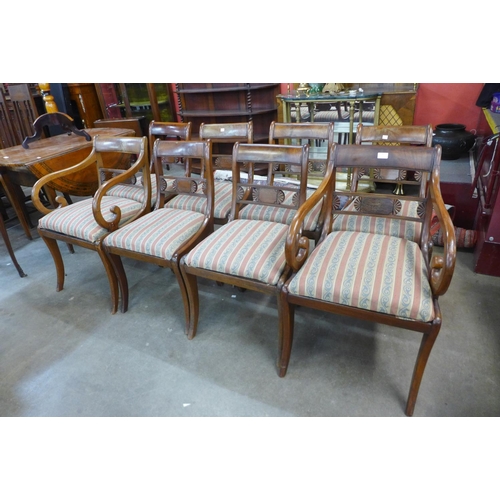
[239, 188, 323, 231]
[38, 196, 144, 243]
[103, 208, 205, 260]
[333, 200, 422, 242]
[106, 174, 157, 207]
[165, 180, 232, 220]
[184, 219, 289, 285]
[315, 110, 375, 122]
[287, 231, 434, 322]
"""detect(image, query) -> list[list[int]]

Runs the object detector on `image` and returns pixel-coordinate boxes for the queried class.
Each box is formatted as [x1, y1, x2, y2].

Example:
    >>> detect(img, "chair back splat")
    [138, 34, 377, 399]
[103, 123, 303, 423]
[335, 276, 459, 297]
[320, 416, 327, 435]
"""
[281, 143, 456, 416]
[102, 139, 214, 316]
[7, 84, 39, 145]
[355, 124, 433, 194]
[0, 88, 20, 148]
[268, 121, 334, 241]
[148, 121, 192, 173]
[197, 122, 254, 225]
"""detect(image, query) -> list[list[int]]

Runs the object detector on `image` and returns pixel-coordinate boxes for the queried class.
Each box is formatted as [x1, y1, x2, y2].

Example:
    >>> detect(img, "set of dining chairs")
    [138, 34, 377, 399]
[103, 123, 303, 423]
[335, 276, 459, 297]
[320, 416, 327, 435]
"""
[30, 119, 456, 415]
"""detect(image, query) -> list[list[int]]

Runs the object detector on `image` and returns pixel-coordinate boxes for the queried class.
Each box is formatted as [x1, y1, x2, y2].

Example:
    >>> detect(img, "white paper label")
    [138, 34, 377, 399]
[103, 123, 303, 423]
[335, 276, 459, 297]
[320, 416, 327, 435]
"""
[382, 134, 389, 140]
[377, 152, 389, 159]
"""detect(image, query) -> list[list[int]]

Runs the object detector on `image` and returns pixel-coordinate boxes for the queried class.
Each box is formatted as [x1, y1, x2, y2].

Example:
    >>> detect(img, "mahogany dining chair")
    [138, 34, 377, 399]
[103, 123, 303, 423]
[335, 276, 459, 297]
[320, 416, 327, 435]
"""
[102, 139, 214, 317]
[280, 143, 456, 416]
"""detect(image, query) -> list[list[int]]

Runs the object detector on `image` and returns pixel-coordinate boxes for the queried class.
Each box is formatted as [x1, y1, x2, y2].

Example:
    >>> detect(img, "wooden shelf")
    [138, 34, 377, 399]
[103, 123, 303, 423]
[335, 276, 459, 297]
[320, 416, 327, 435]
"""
[179, 108, 278, 118]
[175, 83, 280, 141]
[176, 83, 278, 94]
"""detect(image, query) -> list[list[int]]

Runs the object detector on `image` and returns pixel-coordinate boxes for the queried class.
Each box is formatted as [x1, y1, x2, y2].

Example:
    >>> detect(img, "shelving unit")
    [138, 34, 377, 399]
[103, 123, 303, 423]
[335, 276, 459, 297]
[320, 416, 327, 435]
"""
[174, 83, 280, 142]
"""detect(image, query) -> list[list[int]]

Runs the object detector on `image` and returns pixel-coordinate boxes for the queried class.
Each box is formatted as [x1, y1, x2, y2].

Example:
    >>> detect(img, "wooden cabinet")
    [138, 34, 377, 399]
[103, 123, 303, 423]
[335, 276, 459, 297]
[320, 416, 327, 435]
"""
[94, 84, 175, 136]
[67, 83, 103, 129]
[174, 83, 280, 141]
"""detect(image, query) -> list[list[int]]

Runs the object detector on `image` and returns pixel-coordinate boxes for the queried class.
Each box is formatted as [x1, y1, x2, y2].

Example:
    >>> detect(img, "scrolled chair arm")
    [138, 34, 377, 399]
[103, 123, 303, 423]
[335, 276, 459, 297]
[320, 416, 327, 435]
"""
[285, 145, 336, 272]
[429, 167, 457, 296]
[92, 151, 151, 232]
[31, 153, 98, 215]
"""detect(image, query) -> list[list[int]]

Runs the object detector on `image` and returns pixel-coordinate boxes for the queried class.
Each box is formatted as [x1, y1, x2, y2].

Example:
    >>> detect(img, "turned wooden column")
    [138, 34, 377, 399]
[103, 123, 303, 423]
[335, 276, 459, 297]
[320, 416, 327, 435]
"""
[38, 83, 59, 113]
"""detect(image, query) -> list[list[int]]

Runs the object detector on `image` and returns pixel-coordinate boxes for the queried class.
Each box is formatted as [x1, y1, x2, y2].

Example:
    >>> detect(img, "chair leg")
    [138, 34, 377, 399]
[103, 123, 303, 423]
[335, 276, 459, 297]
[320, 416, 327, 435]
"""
[97, 246, 120, 315]
[0, 216, 26, 277]
[405, 323, 440, 416]
[106, 252, 129, 313]
[277, 289, 295, 378]
[40, 234, 66, 291]
[180, 266, 199, 340]
[171, 261, 192, 334]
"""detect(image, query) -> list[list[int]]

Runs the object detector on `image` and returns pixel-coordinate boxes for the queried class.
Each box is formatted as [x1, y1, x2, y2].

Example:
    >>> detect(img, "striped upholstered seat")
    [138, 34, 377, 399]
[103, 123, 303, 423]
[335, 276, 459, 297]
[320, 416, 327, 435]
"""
[165, 180, 232, 221]
[184, 219, 289, 285]
[238, 188, 323, 232]
[106, 174, 157, 207]
[332, 199, 422, 242]
[287, 230, 434, 322]
[103, 208, 206, 260]
[38, 196, 144, 243]
[314, 110, 376, 123]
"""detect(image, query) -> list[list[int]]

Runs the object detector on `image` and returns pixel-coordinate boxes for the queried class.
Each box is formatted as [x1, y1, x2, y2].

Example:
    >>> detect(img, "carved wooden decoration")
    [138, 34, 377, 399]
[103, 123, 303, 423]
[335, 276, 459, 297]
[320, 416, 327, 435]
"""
[22, 112, 91, 149]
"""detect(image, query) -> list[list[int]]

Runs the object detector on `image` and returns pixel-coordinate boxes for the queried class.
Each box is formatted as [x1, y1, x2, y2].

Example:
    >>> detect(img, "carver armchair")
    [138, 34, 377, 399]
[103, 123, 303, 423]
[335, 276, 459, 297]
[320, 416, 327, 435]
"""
[280, 143, 456, 416]
[32, 136, 151, 312]
[102, 139, 214, 316]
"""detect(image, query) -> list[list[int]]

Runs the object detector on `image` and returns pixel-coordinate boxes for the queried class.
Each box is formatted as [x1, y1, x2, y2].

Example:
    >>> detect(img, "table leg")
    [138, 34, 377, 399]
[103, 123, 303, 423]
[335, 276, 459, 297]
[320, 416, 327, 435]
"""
[0, 212, 27, 277]
[0, 173, 33, 239]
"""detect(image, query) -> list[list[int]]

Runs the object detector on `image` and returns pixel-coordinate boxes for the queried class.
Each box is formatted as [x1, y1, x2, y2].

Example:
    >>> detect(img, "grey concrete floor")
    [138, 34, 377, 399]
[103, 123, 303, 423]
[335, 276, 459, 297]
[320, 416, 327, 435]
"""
[1, 203, 500, 418]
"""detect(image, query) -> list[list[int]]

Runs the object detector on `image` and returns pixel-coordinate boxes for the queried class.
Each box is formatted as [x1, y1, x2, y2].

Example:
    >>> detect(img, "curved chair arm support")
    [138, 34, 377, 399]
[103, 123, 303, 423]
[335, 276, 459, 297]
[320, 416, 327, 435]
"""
[429, 167, 456, 296]
[31, 151, 98, 215]
[285, 145, 336, 272]
[92, 148, 151, 231]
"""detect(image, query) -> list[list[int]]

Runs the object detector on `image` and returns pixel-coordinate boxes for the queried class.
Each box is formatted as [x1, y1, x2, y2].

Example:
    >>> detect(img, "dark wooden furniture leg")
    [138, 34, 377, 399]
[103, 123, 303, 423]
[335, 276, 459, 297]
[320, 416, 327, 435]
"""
[0, 213, 26, 277]
[0, 173, 33, 239]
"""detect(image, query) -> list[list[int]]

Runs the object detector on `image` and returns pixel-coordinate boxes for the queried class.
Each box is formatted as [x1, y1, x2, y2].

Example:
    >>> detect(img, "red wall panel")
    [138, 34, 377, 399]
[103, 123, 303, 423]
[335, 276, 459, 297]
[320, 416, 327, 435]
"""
[413, 83, 484, 132]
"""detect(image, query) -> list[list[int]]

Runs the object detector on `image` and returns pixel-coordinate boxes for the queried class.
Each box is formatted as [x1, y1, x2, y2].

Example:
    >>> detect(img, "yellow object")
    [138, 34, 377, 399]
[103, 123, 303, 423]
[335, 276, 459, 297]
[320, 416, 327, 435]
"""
[38, 83, 59, 113]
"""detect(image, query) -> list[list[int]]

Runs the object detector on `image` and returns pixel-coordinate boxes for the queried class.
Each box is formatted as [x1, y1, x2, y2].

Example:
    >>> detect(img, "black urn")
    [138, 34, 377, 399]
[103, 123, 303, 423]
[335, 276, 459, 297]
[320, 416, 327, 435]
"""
[432, 123, 476, 160]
